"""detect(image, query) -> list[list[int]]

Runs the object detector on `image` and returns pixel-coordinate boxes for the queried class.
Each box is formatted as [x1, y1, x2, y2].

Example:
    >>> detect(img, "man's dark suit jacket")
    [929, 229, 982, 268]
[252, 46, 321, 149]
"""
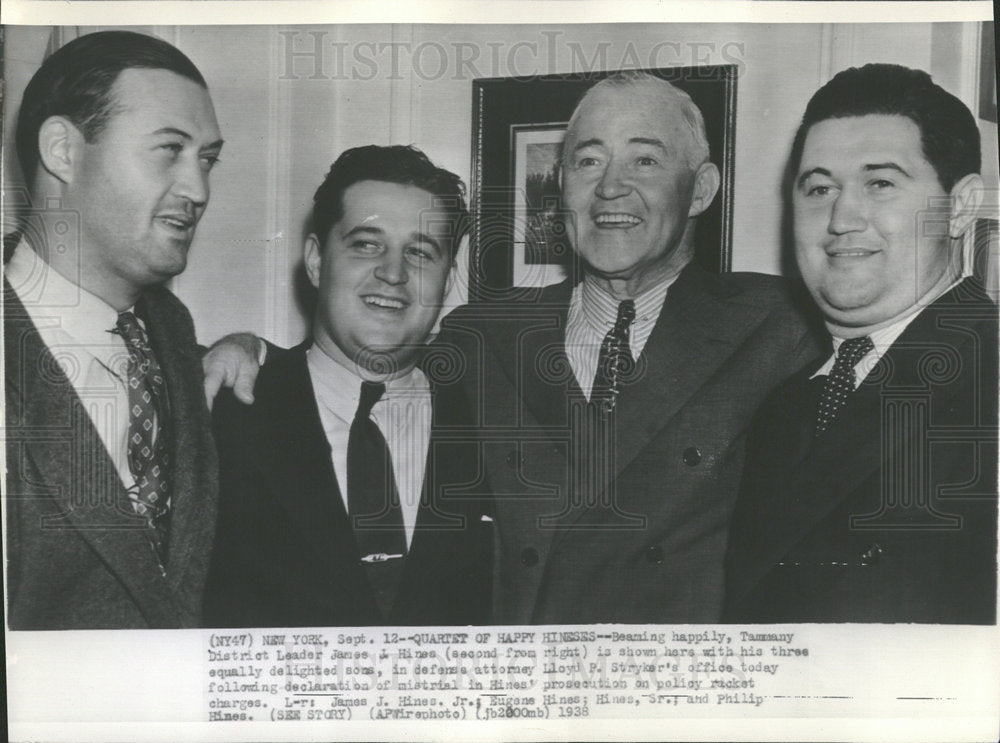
[203, 344, 492, 627]
[4, 280, 219, 629]
[724, 279, 998, 623]
[435, 263, 823, 624]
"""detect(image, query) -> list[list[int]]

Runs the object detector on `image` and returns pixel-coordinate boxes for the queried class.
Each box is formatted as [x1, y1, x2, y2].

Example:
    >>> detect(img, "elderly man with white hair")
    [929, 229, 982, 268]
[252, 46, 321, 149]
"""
[435, 71, 822, 623]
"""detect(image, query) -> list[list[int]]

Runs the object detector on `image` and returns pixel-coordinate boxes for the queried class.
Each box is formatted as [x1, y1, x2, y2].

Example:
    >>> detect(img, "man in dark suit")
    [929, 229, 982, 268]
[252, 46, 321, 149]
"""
[4, 31, 224, 629]
[433, 71, 822, 623]
[203, 145, 491, 627]
[724, 64, 997, 623]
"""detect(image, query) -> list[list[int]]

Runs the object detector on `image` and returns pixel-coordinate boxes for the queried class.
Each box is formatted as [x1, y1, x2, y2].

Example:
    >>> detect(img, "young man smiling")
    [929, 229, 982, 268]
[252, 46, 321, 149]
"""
[724, 64, 997, 623]
[204, 145, 491, 627]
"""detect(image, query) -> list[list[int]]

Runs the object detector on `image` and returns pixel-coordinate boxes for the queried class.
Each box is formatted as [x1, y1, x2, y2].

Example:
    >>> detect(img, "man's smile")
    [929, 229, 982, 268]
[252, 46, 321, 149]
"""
[361, 293, 409, 310]
[155, 212, 196, 234]
[824, 244, 881, 260]
[593, 212, 642, 228]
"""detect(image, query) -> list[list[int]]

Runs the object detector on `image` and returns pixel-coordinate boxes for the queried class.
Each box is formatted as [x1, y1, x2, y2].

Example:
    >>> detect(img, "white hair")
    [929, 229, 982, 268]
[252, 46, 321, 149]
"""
[564, 71, 711, 170]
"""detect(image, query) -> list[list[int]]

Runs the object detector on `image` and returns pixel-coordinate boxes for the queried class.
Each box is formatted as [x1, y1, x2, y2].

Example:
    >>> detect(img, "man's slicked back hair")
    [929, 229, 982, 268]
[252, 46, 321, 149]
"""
[311, 144, 470, 259]
[16, 30, 208, 189]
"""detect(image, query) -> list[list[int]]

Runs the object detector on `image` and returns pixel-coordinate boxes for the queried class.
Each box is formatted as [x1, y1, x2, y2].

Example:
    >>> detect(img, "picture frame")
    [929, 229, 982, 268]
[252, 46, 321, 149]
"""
[979, 22, 997, 123]
[470, 64, 737, 300]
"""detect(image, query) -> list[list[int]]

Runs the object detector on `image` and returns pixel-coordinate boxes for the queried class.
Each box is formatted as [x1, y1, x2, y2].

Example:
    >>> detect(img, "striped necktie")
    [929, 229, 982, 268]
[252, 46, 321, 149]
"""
[590, 299, 636, 413]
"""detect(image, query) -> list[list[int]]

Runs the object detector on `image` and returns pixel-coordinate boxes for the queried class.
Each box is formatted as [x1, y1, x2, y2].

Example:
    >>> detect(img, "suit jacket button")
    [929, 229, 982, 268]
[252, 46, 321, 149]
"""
[683, 447, 701, 466]
[645, 545, 664, 564]
[520, 547, 539, 567]
[860, 543, 883, 566]
[506, 450, 524, 468]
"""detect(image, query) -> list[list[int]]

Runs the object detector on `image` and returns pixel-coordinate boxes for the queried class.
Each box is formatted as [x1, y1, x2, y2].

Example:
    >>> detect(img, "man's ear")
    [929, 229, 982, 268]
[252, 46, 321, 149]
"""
[37, 116, 83, 185]
[444, 257, 458, 296]
[948, 173, 985, 239]
[688, 161, 721, 218]
[303, 233, 323, 289]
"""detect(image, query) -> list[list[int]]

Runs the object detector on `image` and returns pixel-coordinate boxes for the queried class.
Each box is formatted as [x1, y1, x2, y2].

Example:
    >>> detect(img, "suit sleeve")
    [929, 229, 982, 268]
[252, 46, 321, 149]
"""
[202, 388, 267, 627]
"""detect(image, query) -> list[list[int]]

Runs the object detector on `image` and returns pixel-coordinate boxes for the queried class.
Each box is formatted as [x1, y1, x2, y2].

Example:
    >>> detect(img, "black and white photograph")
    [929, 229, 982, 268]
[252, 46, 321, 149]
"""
[2, 1, 998, 741]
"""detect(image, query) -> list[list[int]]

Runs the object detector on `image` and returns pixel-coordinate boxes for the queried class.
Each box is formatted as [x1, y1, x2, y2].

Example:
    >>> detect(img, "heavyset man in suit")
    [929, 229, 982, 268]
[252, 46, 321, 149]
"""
[4, 31, 224, 629]
[204, 145, 492, 626]
[724, 64, 998, 623]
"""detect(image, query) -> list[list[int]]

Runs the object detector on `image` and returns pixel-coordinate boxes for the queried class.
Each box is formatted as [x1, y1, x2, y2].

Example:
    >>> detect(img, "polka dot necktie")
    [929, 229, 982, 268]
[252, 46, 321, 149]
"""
[590, 299, 636, 413]
[114, 311, 171, 574]
[814, 335, 874, 437]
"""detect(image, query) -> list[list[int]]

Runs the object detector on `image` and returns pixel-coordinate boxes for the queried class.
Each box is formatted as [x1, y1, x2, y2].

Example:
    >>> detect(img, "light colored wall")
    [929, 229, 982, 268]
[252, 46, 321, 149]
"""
[4, 23, 994, 346]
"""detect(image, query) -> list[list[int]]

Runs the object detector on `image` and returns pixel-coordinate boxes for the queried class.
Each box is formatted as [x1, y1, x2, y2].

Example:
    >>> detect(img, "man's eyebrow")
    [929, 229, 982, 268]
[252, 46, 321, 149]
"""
[342, 225, 444, 253]
[342, 225, 385, 238]
[570, 137, 603, 152]
[151, 127, 225, 150]
[864, 162, 911, 178]
[409, 232, 443, 254]
[570, 137, 669, 152]
[629, 137, 669, 151]
[796, 167, 831, 188]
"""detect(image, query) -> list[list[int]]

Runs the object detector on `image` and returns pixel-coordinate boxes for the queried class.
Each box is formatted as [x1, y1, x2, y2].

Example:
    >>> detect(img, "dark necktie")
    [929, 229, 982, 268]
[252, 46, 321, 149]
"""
[348, 381, 406, 618]
[590, 299, 636, 412]
[815, 335, 874, 436]
[347, 381, 406, 561]
[113, 311, 171, 573]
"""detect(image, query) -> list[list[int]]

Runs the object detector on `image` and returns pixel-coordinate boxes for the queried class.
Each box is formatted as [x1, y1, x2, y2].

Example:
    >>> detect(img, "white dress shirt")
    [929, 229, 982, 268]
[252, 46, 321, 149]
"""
[6, 241, 137, 490]
[306, 346, 431, 548]
[811, 279, 963, 388]
[564, 274, 676, 400]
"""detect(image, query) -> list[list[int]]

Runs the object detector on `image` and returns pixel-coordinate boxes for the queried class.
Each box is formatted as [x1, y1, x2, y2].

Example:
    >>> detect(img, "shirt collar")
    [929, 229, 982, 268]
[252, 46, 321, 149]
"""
[814, 276, 965, 383]
[579, 273, 672, 335]
[829, 276, 965, 359]
[306, 343, 426, 423]
[6, 239, 125, 366]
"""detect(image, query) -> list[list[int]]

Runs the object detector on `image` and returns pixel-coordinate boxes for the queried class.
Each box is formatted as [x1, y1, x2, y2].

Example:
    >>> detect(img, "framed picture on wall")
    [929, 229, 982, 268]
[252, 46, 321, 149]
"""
[510, 123, 572, 287]
[979, 22, 997, 123]
[470, 64, 737, 300]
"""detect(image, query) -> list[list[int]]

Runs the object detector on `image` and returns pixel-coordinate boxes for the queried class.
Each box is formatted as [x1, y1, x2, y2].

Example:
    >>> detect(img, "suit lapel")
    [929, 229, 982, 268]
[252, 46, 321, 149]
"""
[394, 402, 464, 616]
[610, 266, 771, 483]
[492, 281, 582, 431]
[742, 377, 884, 587]
[5, 285, 180, 625]
[519, 267, 777, 546]
[484, 283, 587, 565]
[137, 291, 214, 597]
[404, 379, 481, 557]
[254, 348, 375, 602]
[731, 281, 990, 599]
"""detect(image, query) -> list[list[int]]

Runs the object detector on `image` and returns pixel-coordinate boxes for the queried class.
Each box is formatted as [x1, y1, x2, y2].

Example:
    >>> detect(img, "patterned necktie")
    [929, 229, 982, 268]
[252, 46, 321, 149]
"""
[815, 335, 874, 436]
[114, 311, 171, 573]
[347, 381, 406, 562]
[590, 299, 636, 412]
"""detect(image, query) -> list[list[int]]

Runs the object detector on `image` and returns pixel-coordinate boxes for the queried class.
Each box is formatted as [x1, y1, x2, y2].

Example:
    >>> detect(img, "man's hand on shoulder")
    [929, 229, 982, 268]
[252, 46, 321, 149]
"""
[203, 333, 267, 409]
